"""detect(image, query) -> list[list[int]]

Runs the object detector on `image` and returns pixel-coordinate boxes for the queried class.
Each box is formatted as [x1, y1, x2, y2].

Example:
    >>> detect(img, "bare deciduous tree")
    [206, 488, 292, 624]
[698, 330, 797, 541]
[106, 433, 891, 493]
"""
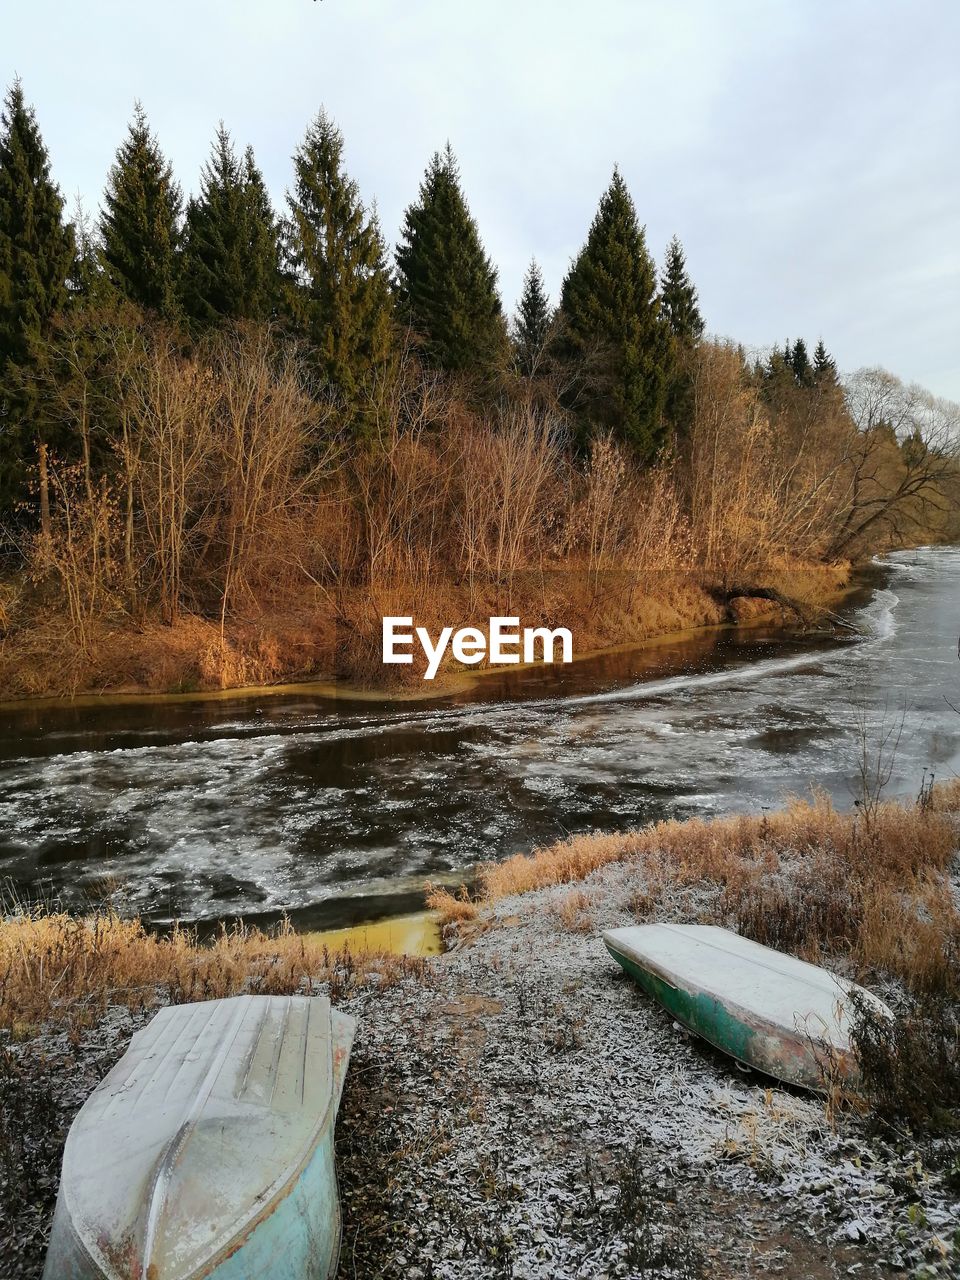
[129, 333, 219, 625]
[832, 368, 960, 555]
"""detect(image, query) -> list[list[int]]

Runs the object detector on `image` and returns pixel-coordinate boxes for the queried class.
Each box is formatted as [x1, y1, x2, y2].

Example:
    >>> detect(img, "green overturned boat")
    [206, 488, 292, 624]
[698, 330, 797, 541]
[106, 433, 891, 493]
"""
[43, 994, 355, 1280]
[604, 923, 890, 1091]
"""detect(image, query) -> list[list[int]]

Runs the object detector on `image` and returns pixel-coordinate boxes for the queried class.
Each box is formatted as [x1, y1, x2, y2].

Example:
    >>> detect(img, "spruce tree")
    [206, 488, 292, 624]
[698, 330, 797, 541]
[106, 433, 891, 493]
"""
[813, 338, 838, 389]
[395, 144, 507, 374]
[513, 259, 552, 377]
[660, 235, 704, 344]
[790, 337, 811, 385]
[181, 127, 280, 326]
[659, 235, 704, 434]
[559, 168, 671, 460]
[285, 109, 394, 400]
[100, 104, 181, 315]
[66, 198, 104, 303]
[0, 80, 75, 507]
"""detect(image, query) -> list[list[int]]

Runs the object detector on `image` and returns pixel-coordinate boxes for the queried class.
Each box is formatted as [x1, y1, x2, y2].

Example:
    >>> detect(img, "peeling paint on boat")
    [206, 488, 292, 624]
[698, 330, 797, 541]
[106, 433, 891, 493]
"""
[43, 994, 355, 1279]
[604, 923, 891, 1091]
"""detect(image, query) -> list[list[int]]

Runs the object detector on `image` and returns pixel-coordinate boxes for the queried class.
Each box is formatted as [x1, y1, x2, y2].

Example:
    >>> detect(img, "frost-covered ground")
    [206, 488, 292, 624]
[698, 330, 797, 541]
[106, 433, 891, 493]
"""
[4, 863, 958, 1279]
[337, 863, 960, 1279]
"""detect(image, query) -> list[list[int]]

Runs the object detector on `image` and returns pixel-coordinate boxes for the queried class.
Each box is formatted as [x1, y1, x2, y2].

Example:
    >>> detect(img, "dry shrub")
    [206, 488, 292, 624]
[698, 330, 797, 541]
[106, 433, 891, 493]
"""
[0, 910, 426, 1037]
[687, 342, 854, 580]
[474, 785, 960, 992]
[426, 884, 478, 925]
[6, 323, 954, 703]
[482, 786, 959, 901]
[929, 776, 960, 813]
[849, 987, 960, 1149]
[26, 460, 123, 673]
[628, 888, 655, 918]
[0, 580, 17, 635]
[857, 879, 960, 995]
[455, 405, 564, 589]
[726, 853, 859, 959]
[563, 435, 691, 579]
[480, 830, 635, 901]
[5, 331, 866, 700]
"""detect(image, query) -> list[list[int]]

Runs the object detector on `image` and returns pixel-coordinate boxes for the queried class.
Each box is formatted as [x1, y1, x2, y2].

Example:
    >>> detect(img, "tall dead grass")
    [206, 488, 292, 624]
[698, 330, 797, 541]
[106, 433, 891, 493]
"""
[462, 780, 960, 992]
[0, 912, 426, 1037]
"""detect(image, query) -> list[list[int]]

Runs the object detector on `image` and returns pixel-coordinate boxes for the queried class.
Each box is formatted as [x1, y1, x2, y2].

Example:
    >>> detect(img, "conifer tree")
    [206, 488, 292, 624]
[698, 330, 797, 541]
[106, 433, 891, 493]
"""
[659, 235, 704, 433]
[764, 343, 794, 386]
[0, 80, 75, 506]
[66, 198, 105, 303]
[513, 258, 552, 377]
[660, 235, 704, 344]
[559, 168, 671, 460]
[395, 144, 507, 374]
[181, 127, 280, 326]
[100, 104, 181, 315]
[813, 338, 838, 389]
[790, 336, 811, 385]
[285, 110, 394, 399]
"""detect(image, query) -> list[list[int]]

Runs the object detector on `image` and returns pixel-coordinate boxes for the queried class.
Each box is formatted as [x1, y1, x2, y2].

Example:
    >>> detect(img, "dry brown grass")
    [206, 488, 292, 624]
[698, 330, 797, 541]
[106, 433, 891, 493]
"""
[550, 888, 595, 934]
[0, 911, 427, 1037]
[2, 331, 867, 701]
[469, 782, 960, 992]
[425, 884, 478, 925]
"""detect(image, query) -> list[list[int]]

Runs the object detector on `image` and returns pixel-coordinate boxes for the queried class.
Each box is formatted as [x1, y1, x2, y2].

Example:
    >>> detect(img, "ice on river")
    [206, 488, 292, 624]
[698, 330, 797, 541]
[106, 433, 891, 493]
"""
[1, 548, 958, 926]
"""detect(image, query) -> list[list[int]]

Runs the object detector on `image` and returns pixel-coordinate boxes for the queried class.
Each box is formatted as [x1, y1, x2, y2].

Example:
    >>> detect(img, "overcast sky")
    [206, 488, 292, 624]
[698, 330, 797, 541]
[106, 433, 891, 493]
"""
[5, 1, 958, 400]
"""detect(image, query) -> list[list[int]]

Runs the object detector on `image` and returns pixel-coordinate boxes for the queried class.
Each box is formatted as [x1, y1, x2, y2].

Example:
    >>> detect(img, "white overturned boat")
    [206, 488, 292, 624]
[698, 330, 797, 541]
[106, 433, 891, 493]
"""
[43, 994, 355, 1280]
[604, 923, 891, 1090]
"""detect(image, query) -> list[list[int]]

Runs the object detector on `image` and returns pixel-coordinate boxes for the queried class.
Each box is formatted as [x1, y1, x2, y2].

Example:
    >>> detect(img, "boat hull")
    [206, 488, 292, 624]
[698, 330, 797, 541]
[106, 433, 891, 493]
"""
[43, 1128, 342, 1280]
[604, 924, 887, 1091]
[195, 1126, 341, 1280]
[42, 996, 354, 1280]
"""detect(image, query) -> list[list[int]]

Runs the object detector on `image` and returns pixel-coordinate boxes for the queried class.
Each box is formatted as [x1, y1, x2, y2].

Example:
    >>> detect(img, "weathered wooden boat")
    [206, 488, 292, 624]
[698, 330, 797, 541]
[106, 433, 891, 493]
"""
[43, 994, 356, 1280]
[604, 923, 891, 1090]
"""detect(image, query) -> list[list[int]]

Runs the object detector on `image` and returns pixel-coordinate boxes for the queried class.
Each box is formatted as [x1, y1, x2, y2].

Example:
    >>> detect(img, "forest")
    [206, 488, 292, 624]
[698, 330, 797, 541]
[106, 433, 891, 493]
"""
[0, 81, 958, 696]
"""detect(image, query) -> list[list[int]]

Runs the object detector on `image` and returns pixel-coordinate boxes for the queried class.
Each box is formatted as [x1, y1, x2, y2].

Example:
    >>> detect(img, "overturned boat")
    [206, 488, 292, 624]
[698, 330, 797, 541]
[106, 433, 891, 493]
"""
[44, 994, 356, 1280]
[604, 923, 891, 1090]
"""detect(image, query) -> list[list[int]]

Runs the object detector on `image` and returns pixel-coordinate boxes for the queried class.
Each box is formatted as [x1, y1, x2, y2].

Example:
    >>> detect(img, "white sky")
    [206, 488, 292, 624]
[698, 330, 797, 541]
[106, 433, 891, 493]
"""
[5, 0, 959, 399]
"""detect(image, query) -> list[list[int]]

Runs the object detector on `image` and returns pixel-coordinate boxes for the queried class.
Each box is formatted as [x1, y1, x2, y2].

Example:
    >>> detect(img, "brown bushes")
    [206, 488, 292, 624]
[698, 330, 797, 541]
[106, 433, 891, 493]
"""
[686, 342, 853, 581]
[849, 986, 960, 1142]
[426, 885, 478, 925]
[0, 911, 426, 1037]
[550, 888, 595, 933]
[4, 329, 878, 699]
[472, 783, 960, 992]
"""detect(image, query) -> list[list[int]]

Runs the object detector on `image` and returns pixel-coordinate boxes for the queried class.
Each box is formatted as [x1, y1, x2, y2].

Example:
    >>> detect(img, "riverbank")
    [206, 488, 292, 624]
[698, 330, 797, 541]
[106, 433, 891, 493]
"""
[3, 785, 958, 1278]
[0, 563, 851, 704]
[0, 607, 838, 715]
[4, 547, 956, 939]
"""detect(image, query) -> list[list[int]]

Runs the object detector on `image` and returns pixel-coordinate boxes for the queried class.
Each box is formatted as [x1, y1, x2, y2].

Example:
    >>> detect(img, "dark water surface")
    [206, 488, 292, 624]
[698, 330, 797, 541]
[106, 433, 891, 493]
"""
[1, 548, 958, 930]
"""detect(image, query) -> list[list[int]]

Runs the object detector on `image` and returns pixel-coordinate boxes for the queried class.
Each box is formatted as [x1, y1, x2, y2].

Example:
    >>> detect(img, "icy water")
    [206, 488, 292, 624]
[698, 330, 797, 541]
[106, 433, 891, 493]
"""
[0, 548, 957, 931]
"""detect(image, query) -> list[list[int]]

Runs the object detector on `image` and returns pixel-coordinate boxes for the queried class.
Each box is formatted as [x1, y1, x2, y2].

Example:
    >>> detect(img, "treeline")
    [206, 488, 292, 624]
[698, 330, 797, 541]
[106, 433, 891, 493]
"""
[0, 81, 957, 694]
[0, 83, 707, 490]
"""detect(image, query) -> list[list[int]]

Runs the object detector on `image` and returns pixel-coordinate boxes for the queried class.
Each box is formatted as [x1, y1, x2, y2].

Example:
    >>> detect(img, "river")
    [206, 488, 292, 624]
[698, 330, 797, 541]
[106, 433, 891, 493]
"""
[1, 547, 957, 931]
